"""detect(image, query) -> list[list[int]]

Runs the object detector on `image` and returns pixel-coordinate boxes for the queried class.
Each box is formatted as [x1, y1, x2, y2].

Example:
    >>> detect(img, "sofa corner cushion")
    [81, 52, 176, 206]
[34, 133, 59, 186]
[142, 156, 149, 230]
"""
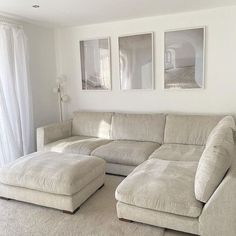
[195, 116, 235, 203]
[72, 111, 113, 139]
[206, 116, 235, 145]
[115, 159, 203, 218]
[43, 136, 111, 155]
[149, 144, 204, 162]
[164, 114, 222, 145]
[111, 113, 166, 143]
[92, 140, 160, 166]
[0, 152, 106, 196]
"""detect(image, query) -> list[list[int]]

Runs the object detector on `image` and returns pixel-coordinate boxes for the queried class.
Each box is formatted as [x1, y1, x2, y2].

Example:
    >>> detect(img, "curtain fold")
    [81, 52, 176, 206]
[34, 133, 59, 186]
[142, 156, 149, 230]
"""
[0, 23, 34, 166]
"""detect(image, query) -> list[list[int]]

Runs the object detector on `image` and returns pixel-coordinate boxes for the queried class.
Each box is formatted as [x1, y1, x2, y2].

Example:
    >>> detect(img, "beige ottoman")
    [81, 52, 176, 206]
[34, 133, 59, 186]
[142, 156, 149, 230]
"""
[0, 151, 105, 214]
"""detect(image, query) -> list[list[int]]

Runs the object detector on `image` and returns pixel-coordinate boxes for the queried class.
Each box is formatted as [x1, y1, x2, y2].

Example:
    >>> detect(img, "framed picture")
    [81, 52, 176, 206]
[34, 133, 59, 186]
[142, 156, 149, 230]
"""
[80, 37, 111, 90]
[164, 27, 205, 89]
[119, 32, 154, 90]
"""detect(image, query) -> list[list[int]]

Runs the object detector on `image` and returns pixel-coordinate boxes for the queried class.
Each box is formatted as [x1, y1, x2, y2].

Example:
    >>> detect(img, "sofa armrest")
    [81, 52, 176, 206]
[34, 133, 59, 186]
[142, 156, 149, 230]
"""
[37, 120, 72, 151]
[199, 154, 236, 236]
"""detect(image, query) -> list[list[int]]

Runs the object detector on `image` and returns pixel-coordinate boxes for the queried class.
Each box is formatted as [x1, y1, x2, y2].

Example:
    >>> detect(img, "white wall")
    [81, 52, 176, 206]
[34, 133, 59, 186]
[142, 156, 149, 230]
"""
[55, 6, 236, 118]
[23, 23, 58, 130]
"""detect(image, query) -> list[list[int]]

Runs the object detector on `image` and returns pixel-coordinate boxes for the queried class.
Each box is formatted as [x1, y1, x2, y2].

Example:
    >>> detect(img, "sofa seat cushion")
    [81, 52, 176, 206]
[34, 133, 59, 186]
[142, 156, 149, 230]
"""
[115, 159, 203, 218]
[43, 136, 111, 155]
[0, 152, 106, 196]
[149, 144, 204, 162]
[92, 140, 159, 166]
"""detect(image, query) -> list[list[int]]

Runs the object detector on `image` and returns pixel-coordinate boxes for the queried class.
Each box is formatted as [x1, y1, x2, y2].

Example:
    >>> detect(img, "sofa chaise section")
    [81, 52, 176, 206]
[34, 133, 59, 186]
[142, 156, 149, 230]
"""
[116, 159, 202, 234]
[116, 159, 203, 218]
[37, 112, 113, 155]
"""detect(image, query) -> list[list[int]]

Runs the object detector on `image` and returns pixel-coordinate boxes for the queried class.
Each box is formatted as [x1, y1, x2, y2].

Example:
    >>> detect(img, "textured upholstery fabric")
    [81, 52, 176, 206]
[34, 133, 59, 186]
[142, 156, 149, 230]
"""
[0, 152, 106, 196]
[149, 144, 204, 162]
[111, 113, 166, 143]
[72, 111, 113, 139]
[199, 155, 236, 236]
[37, 120, 72, 150]
[92, 140, 159, 166]
[165, 230, 197, 236]
[0, 175, 191, 236]
[195, 116, 235, 203]
[165, 229, 196, 236]
[0, 175, 104, 212]
[117, 202, 199, 235]
[164, 114, 222, 145]
[43, 136, 111, 155]
[106, 163, 136, 176]
[116, 159, 203, 218]
[205, 116, 235, 146]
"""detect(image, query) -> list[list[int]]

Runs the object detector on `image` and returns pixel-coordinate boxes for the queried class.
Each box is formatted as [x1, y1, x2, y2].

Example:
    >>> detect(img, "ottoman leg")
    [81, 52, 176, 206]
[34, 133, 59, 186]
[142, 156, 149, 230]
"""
[119, 218, 134, 223]
[62, 183, 104, 215]
[63, 206, 80, 215]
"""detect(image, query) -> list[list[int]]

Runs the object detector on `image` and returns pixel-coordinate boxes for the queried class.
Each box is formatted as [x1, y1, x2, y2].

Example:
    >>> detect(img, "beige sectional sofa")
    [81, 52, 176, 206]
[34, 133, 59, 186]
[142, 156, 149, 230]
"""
[37, 111, 236, 236]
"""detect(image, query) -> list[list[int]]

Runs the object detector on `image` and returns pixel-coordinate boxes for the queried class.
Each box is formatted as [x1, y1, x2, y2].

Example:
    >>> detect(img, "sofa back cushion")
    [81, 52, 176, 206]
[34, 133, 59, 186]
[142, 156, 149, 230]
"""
[195, 116, 235, 203]
[164, 114, 222, 145]
[111, 113, 166, 143]
[72, 111, 113, 139]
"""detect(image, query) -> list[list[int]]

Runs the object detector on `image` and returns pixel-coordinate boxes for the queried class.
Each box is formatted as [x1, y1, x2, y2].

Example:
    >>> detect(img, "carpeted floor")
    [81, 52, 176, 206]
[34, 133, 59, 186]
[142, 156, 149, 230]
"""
[0, 175, 194, 236]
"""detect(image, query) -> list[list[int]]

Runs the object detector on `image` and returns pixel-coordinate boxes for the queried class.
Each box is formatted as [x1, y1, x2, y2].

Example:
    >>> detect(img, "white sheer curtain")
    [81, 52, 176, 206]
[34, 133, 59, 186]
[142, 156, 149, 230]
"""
[0, 22, 34, 166]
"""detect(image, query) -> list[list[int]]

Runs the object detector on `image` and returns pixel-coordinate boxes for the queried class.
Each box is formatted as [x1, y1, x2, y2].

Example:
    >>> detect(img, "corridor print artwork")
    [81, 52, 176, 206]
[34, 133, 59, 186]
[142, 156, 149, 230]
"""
[164, 27, 205, 89]
[119, 32, 154, 90]
[80, 38, 111, 90]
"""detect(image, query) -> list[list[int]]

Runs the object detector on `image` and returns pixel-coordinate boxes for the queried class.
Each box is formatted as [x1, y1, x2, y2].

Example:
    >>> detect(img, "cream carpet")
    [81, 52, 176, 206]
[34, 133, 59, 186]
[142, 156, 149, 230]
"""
[0, 175, 194, 236]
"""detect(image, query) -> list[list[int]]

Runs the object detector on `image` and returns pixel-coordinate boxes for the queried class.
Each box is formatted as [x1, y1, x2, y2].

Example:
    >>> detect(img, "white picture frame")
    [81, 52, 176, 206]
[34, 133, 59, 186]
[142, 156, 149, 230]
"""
[164, 27, 205, 90]
[118, 32, 154, 90]
[79, 37, 112, 90]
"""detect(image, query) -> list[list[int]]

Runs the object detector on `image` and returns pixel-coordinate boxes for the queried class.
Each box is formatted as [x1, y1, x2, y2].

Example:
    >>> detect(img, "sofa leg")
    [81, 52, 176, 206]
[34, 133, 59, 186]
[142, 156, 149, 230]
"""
[119, 218, 134, 223]
[63, 206, 80, 215]
[98, 184, 104, 190]
[0, 197, 11, 201]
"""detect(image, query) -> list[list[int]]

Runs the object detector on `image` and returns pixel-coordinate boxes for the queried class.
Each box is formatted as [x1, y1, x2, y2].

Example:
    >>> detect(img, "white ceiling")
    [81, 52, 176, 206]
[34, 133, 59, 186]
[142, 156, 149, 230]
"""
[0, 0, 236, 27]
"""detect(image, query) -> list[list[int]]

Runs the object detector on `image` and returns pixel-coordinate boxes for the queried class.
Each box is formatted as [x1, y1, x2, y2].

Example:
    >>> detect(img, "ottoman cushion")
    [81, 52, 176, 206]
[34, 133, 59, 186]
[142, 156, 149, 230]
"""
[0, 152, 105, 196]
